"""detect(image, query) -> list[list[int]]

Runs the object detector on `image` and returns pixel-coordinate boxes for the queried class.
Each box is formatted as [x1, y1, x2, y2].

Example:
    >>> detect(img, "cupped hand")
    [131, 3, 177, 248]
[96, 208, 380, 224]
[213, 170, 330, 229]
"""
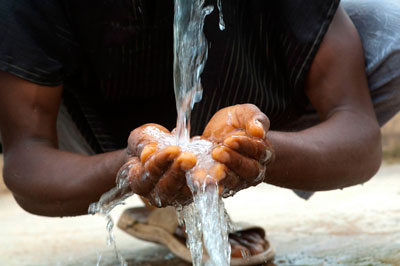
[118, 124, 197, 207]
[202, 104, 274, 196]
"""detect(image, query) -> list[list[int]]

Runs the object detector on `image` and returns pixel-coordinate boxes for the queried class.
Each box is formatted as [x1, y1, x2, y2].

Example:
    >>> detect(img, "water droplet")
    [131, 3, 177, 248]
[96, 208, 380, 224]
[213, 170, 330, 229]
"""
[263, 150, 272, 163]
[222, 190, 236, 198]
[154, 194, 162, 208]
[255, 165, 266, 183]
[203, 5, 214, 16]
[217, 0, 225, 31]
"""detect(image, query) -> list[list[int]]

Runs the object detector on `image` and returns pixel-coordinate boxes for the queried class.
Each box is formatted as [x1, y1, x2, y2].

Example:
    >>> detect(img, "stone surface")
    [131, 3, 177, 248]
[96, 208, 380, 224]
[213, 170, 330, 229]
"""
[1, 163, 400, 266]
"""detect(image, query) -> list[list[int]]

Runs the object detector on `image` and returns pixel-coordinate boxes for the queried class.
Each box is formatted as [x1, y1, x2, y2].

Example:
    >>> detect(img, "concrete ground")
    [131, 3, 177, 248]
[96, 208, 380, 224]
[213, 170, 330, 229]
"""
[1, 161, 400, 266]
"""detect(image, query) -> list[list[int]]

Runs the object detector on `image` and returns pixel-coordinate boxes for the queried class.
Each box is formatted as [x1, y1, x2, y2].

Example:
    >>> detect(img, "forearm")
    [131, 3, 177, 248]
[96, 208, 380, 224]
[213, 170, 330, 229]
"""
[4, 140, 126, 217]
[264, 110, 382, 191]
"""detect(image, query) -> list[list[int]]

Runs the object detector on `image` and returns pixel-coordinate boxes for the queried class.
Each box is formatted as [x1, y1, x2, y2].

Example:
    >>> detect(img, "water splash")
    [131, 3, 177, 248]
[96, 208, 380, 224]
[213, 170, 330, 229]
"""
[88, 164, 133, 266]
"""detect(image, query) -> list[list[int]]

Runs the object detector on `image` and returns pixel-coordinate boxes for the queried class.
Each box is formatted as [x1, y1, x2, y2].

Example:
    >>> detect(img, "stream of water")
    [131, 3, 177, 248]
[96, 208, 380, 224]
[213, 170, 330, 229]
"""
[89, 1, 228, 265]
[173, 0, 230, 265]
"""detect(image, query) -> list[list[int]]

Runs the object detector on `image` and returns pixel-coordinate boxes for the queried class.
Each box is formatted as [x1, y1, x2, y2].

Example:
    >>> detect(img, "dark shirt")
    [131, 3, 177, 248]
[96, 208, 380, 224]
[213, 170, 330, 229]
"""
[0, 0, 339, 153]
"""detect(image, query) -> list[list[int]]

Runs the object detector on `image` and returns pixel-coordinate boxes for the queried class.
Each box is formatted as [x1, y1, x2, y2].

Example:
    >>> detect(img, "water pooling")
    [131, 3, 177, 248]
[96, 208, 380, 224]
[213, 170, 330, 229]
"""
[89, 0, 229, 265]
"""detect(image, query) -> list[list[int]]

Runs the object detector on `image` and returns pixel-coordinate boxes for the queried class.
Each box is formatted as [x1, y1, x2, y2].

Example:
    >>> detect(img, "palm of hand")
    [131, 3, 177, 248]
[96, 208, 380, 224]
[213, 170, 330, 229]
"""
[202, 104, 274, 195]
[120, 104, 274, 207]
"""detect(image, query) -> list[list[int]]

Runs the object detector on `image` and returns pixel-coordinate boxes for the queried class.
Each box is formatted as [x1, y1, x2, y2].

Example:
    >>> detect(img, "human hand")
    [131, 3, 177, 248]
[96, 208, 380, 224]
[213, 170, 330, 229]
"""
[117, 124, 197, 207]
[202, 104, 274, 196]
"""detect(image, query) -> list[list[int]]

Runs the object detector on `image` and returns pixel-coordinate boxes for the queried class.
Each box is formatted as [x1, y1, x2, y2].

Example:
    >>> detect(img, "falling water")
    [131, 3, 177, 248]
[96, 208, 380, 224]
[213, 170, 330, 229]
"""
[217, 0, 225, 30]
[88, 167, 133, 266]
[173, 0, 230, 265]
[173, 0, 211, 143]
[89, 0, 228, 265]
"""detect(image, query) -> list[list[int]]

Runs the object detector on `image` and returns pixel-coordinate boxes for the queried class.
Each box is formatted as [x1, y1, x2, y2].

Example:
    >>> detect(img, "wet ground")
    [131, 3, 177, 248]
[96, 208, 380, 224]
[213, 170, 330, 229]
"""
[1, 163, 400, 266]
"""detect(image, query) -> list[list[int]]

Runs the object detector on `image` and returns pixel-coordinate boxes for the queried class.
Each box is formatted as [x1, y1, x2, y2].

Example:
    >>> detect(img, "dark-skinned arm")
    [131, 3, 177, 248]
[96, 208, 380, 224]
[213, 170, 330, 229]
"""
[0, 72, 199, 213]
[264, 6, 382, 191]
[0, 71, 126, 216]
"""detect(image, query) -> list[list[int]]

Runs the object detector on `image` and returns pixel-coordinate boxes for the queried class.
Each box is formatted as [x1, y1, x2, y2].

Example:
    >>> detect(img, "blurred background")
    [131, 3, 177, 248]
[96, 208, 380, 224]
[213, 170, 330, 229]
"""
[382, 114, 400, 162]
[1, 113, 400, 266]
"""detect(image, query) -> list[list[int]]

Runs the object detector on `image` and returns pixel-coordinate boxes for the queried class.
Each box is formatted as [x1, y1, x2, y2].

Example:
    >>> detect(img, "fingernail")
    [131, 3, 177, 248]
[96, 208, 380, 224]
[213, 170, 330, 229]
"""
[212, 147, 230, 163]
[180, 159, 196, 170]
[250, 120, 265, 139]
[213, 164, 226, 181]
[178, 152, 197, 170]
[224, 138, 239, 150]
[140, 144, 157, 164]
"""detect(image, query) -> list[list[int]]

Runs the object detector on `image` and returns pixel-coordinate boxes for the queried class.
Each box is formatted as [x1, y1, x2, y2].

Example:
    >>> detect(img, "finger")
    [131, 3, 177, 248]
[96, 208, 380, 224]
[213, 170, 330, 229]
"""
[225, 135, 274, 164]
[189, 162, 242, 198]
[147, 189, 165, 207]
[190, 163, 227, 190]
[207, 163, 243, 196]
[128, 124, 170, 156]
[212, 146, 263, 183]
[117, 157, 139, 182]
[174, 184, 194, 206]
[245, 119, 266, 139]
[144, 145, 181, 177]
[140, 143, 158, 164]
[224, 135, 270, 162]
[132, 146, 180, 198]
[219, 171, 243, 198]
[172, 153, 198, 205]
[232, 104, 270, 138]
[153, 152, 196, 205]
[125, 158, 152, 196]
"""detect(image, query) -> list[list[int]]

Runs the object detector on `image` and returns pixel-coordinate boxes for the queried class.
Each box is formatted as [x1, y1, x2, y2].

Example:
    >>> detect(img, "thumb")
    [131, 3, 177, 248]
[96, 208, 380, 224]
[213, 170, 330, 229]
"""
[233, 104, 269, 138]
[128, 123, 170, 157]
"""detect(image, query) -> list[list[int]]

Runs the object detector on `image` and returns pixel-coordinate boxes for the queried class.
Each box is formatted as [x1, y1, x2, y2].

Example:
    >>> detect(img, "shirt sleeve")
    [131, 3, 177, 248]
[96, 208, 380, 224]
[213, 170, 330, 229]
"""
[0, 0, 78, 86]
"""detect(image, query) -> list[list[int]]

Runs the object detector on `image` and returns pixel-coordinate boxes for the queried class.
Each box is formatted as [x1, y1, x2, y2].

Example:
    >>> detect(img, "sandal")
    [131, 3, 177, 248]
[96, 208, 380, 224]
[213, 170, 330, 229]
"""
[117, 206, 275, 265]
